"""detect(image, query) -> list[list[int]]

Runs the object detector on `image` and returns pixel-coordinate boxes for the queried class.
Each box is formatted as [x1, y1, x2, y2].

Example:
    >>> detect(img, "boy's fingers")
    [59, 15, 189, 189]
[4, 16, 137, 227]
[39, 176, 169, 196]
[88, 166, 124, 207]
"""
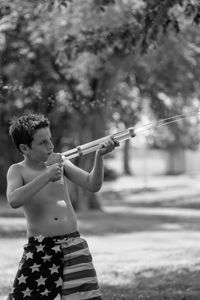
[114, 139, 120, 146]
[110, 136, 120, 147]
[46, 153, 63, 166]
[99, 138, 118, 154]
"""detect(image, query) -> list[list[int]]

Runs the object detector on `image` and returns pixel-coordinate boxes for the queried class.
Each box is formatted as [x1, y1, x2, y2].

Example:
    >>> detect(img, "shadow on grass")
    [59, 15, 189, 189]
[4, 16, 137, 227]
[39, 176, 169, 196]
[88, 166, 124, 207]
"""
[79, 208, 200, 236]
[1, 207, 200, 238]
[1, 267, 200, 300]
[100, 268, 200, 300]
[101, 188, 200, 209]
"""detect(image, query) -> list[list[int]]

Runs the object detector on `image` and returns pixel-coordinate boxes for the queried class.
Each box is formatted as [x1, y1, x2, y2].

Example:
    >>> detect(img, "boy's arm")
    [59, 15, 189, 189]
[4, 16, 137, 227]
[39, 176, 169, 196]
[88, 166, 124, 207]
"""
[7, 163, 63, 209]
[64, 138, 119, 192]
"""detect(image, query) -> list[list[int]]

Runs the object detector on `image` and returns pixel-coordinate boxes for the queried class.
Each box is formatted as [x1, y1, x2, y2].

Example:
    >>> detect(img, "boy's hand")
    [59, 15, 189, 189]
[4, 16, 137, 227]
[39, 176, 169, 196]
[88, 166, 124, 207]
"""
[45, 153, 64, 182]
[46, 163, 63, 182]
[46, 153, 63, 166]
[97, 137, 119, 156]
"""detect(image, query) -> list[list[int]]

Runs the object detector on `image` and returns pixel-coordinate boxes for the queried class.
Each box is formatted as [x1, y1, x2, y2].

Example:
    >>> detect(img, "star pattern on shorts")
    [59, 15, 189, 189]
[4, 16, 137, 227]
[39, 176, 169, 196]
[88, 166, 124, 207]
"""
[41, 288, 50, 296]
[30, 263, 40, 273]
[52, 245, 62, 253]
[55, 277, 62, 288]
[49, 263, 60, 274]
[37, 235, 45, 243]
[41, 253, 52, 262]
[10, 237, 63, 299]
[18, 274, 27, 285]
[22, 287, 33, 297]
[36, 275, 47, 286]
[26, 251, 33, 260]
[36, 244, 45, 252]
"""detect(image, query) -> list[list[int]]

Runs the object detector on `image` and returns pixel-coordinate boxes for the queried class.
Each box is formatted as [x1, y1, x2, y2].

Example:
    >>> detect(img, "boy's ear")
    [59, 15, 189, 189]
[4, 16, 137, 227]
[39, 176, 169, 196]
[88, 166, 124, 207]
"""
[19, 144, 30, 154]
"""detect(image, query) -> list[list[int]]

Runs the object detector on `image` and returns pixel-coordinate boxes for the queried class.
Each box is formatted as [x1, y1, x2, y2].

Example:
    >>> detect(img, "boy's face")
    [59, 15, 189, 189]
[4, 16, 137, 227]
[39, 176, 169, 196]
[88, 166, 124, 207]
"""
[26, 127, 54, 162]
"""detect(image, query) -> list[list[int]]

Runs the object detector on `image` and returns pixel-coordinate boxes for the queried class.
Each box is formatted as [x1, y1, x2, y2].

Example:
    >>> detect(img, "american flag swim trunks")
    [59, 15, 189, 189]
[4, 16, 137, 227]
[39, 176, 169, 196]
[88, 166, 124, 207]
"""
[7, 231, 103, 300]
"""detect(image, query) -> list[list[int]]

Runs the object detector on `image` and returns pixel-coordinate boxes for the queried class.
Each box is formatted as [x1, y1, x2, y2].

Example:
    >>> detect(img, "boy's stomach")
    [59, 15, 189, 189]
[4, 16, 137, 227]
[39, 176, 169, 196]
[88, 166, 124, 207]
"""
[24, 200, 78, 237]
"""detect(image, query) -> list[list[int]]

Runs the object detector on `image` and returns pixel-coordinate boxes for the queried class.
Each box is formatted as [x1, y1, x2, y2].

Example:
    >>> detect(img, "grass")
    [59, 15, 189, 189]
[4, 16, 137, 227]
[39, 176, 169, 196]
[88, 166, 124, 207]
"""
[1, 176, 200, 300]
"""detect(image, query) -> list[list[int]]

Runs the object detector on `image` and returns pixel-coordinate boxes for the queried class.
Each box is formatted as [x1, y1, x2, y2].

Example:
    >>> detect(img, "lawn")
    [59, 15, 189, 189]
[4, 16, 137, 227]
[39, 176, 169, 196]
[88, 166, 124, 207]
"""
[1, 175, 200, 299]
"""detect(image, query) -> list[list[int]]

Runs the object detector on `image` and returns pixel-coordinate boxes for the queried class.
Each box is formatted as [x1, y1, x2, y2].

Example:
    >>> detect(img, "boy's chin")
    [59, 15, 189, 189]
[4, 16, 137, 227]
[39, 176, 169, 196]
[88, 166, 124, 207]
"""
[41, 155, 50, 162]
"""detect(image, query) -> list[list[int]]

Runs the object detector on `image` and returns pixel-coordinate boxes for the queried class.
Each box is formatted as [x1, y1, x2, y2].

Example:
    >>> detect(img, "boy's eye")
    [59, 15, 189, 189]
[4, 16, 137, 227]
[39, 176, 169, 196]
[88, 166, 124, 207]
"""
[40, 139, 52, 145]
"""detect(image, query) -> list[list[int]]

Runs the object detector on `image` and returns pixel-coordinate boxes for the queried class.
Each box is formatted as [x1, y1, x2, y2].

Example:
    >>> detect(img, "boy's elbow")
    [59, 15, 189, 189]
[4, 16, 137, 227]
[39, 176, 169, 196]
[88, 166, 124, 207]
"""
[8, 201, 17, 209]
[88, 175, 102, 192]
[7, 195, 21, 209]
[89, 183, 102, 193]
[8, 199, 19, 209]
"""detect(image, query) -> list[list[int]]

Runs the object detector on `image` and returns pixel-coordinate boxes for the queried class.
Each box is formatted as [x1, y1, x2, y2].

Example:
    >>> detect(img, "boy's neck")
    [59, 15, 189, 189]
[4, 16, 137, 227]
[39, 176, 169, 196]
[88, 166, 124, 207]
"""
[24, 157, 46, 170]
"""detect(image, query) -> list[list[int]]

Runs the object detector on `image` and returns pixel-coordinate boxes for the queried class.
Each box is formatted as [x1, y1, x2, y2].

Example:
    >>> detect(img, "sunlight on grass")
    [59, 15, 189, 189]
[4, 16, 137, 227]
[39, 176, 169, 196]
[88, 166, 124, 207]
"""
[87, 231, 200, 287]
[0, 238, 25, 299]
[1, 203, 200, 299]
[2, 231, 200, 299]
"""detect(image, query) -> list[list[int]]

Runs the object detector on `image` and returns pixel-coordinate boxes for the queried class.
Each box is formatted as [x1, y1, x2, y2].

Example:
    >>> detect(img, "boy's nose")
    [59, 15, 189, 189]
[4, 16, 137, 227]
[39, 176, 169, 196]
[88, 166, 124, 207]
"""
[48, 142, 54, 152]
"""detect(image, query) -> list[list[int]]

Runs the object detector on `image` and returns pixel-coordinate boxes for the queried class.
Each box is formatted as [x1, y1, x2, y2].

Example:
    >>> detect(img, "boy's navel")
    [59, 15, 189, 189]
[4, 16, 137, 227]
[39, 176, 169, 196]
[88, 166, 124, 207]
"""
[54, 216, 67, 221]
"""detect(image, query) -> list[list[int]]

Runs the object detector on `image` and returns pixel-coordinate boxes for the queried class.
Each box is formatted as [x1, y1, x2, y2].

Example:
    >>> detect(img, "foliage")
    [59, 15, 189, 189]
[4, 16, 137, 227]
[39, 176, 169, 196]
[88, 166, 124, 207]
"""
[1, 0, 200, 110]
[132, 27, 200, 150]
[0, 0, 200, 194]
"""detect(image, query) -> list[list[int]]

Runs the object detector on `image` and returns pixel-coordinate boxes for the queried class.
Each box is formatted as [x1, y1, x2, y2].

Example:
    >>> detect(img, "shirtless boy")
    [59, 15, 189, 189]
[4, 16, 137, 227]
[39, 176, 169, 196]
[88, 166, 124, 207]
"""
[7, 113, 118, 300]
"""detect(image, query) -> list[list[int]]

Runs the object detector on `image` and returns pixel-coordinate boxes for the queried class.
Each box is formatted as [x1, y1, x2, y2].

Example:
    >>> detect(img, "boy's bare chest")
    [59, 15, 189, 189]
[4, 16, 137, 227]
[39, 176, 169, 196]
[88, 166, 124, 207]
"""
[22, 168, 65, 199]
[22, 167, 46, 183]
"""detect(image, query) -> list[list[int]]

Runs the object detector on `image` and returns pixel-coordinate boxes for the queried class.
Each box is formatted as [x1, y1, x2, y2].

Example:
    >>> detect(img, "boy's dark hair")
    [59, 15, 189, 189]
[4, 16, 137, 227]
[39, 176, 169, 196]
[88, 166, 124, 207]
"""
[9, 113, 50, 153]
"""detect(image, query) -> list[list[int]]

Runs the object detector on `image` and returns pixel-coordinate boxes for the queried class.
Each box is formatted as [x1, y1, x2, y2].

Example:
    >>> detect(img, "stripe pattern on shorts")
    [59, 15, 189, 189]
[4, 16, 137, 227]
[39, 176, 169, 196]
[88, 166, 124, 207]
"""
[61, 236, 102, 300]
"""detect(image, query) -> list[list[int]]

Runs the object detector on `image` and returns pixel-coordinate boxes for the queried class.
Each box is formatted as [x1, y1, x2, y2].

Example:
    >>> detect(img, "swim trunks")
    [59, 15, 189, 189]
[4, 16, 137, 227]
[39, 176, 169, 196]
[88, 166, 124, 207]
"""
[7, 231, 102, 300]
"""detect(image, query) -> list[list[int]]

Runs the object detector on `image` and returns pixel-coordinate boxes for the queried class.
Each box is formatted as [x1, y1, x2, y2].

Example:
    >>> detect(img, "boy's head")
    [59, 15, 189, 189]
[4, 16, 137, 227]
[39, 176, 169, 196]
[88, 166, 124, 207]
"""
[9, 113, 50, 153]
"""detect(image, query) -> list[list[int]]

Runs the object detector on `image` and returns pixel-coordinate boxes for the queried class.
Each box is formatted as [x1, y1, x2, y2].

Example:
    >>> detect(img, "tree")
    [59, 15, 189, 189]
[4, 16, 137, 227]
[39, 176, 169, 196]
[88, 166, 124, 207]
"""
[0, 0, 200, 203]
[130, 27, 200, 174]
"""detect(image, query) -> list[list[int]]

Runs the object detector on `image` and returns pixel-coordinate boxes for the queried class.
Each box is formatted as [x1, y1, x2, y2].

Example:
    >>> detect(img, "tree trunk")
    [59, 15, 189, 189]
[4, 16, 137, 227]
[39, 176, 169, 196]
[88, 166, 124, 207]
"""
[166, 147, 186, 175]
[69, 52, 135, 211]
[67, 178, 102, 211]
[74, 154, 102, 211]
[0, 163, 7, 195]
[68, 108, 107, 211]
[0, 129, 22, 196]
[123, 140, 132, 175]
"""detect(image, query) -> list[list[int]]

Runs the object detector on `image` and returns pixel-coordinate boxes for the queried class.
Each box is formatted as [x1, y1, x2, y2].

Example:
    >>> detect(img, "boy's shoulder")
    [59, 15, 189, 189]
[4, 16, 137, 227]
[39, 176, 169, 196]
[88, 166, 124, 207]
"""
[7, 161, 25, 174]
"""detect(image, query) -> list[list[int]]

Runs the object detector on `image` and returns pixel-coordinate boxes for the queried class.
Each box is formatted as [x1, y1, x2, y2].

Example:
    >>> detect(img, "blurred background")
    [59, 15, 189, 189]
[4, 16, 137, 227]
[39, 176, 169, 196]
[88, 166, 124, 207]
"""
[1, 0, 200, 211]
[2, 1, 200, 299]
